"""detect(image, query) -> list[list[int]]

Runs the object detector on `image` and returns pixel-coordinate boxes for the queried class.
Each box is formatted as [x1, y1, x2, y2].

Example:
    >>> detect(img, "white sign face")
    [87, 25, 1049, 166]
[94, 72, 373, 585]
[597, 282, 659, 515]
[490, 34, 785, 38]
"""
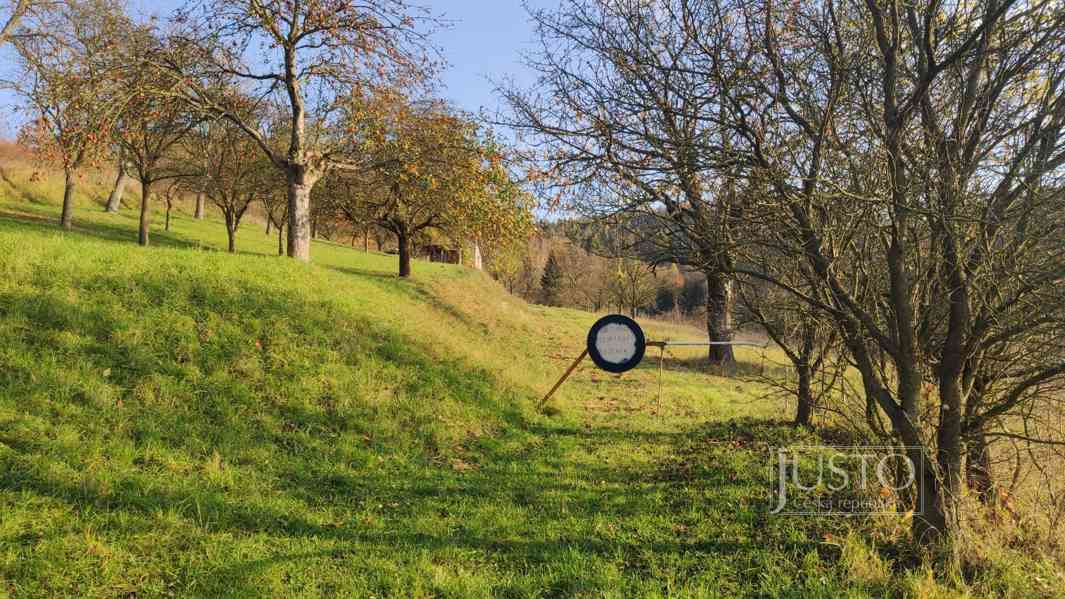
[594, 323, 638, 365]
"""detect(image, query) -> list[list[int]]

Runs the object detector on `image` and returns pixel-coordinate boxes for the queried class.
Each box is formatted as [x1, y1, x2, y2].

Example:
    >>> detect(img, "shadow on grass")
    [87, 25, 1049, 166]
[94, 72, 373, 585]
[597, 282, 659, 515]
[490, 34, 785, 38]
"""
[325, 263, 401, 281]
[326, 263, 489, 335]
[0, 413, 831, 596]
[650, 351, 774, 379]
[0, 254, 851, 595]
[523, 423, 691, 446]
[0, 207, 206, 251]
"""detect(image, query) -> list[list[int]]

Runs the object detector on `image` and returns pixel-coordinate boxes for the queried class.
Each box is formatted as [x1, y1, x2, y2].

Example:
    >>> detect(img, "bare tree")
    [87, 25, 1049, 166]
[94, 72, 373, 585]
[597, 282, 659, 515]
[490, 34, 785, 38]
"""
[736, 268, 840, 428]
[709, 0, 1065, 545]
[159, 179, 180, 231]
[261, 185, 288, 256]
[186, 114, 275, 252]
[500, 0, 751, 366]
[114, 26, 199, 246]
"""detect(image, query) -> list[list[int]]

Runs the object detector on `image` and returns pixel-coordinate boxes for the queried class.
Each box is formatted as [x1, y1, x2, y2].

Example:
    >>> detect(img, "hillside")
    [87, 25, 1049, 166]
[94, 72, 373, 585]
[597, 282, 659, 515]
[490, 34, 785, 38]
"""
[0, 161, 1060, 597]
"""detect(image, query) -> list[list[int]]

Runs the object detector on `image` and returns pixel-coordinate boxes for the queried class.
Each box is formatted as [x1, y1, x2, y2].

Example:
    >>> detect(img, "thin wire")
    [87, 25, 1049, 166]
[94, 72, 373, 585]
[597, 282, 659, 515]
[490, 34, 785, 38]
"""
[660, 341, 769, 348]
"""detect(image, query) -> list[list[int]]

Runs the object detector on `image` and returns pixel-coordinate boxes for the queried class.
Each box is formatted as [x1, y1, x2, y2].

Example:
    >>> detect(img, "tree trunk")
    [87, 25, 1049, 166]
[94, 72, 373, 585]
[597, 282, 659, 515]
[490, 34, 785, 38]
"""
[966, 433, 995, 505]
[705, 270, 736, 366]
[277, 221, 285, 256]
[138, 180, 151, 247]
[397, 229, 412, 277]
[164, 201, 172, 232]
[225, 212, 236, 253]
[794, 362, 814, 427]
[286, 168, 314, 261]
[792, 326, 818, 427]
[896, 385, 956, 546]
[266, 217, 272, 235]
[194, 192, 205, 219]
[60, 168, 75, 230]
[912, 458, 952, 546]
[106, 164, 128, 213]
[931, 365, 965, 542]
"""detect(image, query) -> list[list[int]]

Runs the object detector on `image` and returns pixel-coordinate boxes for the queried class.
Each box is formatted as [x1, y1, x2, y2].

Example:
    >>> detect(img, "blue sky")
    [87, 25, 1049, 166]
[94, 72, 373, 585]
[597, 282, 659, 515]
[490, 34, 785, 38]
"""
[423, 0, 551, 115]
[0, 0, 550, 137]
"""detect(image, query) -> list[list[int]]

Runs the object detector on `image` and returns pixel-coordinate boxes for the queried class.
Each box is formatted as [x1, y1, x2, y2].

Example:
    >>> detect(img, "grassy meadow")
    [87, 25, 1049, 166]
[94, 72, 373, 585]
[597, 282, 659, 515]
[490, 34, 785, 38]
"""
[0, 155, 1062, 597]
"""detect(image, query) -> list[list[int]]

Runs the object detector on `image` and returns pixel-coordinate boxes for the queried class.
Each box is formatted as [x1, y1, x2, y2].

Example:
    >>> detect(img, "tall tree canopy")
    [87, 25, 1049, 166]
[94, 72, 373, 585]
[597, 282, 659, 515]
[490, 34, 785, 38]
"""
[9, 0, 130, 228]
[161, 0, 438, 261]
[334, 93, 534, 277]
[185, 111, 279, 252]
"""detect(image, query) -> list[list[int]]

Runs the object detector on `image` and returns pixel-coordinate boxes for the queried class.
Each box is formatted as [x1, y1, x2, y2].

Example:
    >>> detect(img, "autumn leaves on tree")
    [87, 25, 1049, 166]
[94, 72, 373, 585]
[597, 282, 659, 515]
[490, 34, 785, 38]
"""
[3, 0, 534, 271]
[8, 0, 130, 230]
[323, 92, 533, 277]
[161, 0, 439, 262]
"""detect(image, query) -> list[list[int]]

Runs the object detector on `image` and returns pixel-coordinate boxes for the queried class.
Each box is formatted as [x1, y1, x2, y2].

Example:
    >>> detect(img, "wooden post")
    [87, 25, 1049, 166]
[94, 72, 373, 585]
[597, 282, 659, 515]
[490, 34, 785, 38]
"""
[657, 345, 665, 409]
[539, 349, 588, 409]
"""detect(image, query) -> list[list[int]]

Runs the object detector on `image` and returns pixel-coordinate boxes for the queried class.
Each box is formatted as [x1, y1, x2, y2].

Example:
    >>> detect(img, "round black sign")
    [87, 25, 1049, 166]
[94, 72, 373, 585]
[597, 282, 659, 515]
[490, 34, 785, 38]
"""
[586, 314, 646, 373]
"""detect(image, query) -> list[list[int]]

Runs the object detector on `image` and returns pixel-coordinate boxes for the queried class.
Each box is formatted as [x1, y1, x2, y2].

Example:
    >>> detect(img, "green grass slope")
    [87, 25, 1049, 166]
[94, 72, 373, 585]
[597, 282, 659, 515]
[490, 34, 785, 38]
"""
[0, 161, 1060, 598]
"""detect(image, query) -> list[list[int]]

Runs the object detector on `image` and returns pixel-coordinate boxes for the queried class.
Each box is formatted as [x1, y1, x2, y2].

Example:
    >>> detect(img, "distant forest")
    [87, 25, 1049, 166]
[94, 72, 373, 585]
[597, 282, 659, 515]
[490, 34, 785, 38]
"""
[494, 217, 709, 323]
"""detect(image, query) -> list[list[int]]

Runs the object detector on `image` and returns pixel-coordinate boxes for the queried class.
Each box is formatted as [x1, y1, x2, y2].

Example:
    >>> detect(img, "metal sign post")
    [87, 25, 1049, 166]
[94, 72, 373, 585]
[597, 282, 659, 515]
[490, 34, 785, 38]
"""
[538, 314, 769, 409]
[539, 314, 644, 408]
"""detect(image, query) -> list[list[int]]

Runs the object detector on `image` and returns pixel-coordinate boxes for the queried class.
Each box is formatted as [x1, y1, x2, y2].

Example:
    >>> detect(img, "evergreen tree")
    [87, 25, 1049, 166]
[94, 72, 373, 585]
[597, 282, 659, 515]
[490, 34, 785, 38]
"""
[679, 277, 706, 315]
[655, 286, 676, 315]
[540, 252, 564, 306]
